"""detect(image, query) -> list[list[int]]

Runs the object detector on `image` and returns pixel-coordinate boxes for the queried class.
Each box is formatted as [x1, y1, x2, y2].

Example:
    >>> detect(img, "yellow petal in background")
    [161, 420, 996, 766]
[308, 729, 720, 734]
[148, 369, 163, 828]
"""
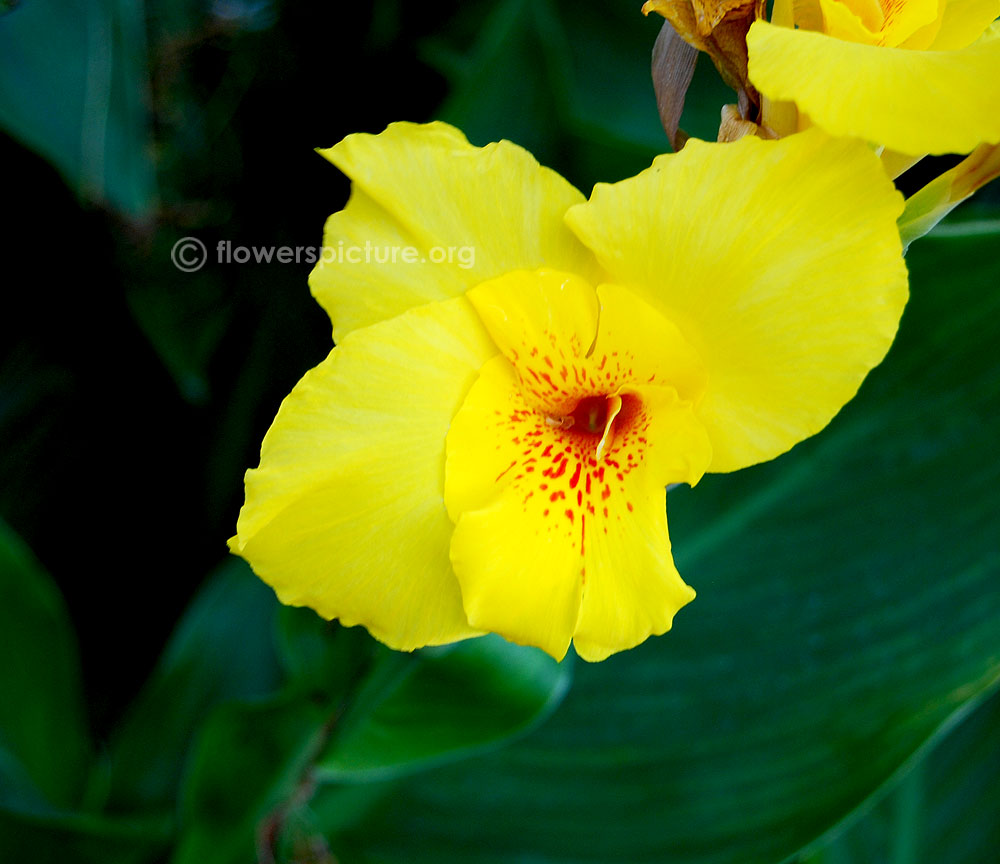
[564, 129, 907, 473]
[746, 20, 1000, 155]
[231, 296, 496, 651]
[309, 121, 601, 341]
[929, 0, 1000, 49]
[816, 0, 884, 44]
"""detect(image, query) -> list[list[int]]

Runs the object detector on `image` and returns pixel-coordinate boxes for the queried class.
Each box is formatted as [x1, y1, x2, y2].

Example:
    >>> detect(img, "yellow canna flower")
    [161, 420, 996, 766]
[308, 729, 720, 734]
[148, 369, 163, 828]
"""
[746, 0, 1000, 155]
[230, 122, 907, 662]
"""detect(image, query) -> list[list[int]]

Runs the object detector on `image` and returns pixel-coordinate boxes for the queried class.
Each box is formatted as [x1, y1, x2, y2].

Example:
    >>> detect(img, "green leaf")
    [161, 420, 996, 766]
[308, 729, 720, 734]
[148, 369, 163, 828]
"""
[0, 0, 156, 218]
[105, 558, 284, 811]
[326, 234, 1000, 862]
[123, 258, 233, 405]
[897, 144, 1000, 250]
[0, 518, 90, 809]
[316, 635, 572, 782]
[171, 695, 328, 864]
[0, 808, 170, 864]
[170, 631, 569, 863]
[424, 0, 565, 166]
[275, 607, 375, 700]
[802, 687, 1000, 864]
[0, 522, 169, 864]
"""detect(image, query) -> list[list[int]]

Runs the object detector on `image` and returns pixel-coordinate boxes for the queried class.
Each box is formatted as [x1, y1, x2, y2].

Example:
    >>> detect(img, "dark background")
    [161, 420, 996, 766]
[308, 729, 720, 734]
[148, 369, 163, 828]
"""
[2, 1, 463, 734]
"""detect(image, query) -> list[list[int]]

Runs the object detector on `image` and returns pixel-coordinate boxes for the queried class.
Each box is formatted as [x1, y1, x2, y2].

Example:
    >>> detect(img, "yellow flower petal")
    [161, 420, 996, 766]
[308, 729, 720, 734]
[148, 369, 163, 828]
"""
[929, 0, 1000, 49]
[594, 283, 708, 406]
[231, 296, 496, 650]
[308, 121, 600, 341]
[573, 385, 708, 663]
[464, 269, 601, 416]
[818, 0, 943, 49]
[446, 271, 713, 660]
[446, 356, 585, 661]
[877, 0, 942, 47]
[465, 270, 708, 417]
[233, 120, 911, 661]
[746, 19, 1000, 155]
[816, 0, 883, 44]
[564, 129, 908, 472]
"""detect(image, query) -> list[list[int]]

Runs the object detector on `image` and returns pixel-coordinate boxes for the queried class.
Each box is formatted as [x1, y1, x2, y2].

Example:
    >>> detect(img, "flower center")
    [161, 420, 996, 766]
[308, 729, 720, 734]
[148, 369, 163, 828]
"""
[568, 395, 610, 434]
[546, 392, 646, 460]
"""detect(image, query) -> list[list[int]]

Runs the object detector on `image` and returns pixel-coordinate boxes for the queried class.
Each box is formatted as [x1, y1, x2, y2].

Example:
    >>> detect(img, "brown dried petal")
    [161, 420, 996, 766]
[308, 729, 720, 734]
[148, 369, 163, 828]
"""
[651, 19, 699, 150]
[643, 0, 766, 107]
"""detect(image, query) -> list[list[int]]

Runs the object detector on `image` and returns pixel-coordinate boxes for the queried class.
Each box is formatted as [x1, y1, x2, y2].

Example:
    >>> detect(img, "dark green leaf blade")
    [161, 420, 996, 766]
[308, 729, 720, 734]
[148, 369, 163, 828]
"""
[171, 695, 329, 864]
[0, 0, 155, 217]
[317, 635, 572, 782]
[328, 232, 1000, 863]
[0, 518, 90, 808]
[105, 558, 284, 812]
[801, 685, 1000, 864]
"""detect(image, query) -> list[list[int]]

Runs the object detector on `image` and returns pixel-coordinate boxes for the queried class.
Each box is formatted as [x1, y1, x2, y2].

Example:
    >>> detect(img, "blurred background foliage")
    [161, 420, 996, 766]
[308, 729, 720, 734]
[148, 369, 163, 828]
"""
[1, 1, 999, 862]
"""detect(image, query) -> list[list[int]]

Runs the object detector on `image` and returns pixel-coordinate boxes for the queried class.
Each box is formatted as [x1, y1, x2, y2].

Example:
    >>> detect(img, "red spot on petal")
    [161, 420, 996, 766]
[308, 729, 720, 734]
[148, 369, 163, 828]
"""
[627, 501, 634, 512]
[569, 462, 582, 489]
[565, 509, 575, 524]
